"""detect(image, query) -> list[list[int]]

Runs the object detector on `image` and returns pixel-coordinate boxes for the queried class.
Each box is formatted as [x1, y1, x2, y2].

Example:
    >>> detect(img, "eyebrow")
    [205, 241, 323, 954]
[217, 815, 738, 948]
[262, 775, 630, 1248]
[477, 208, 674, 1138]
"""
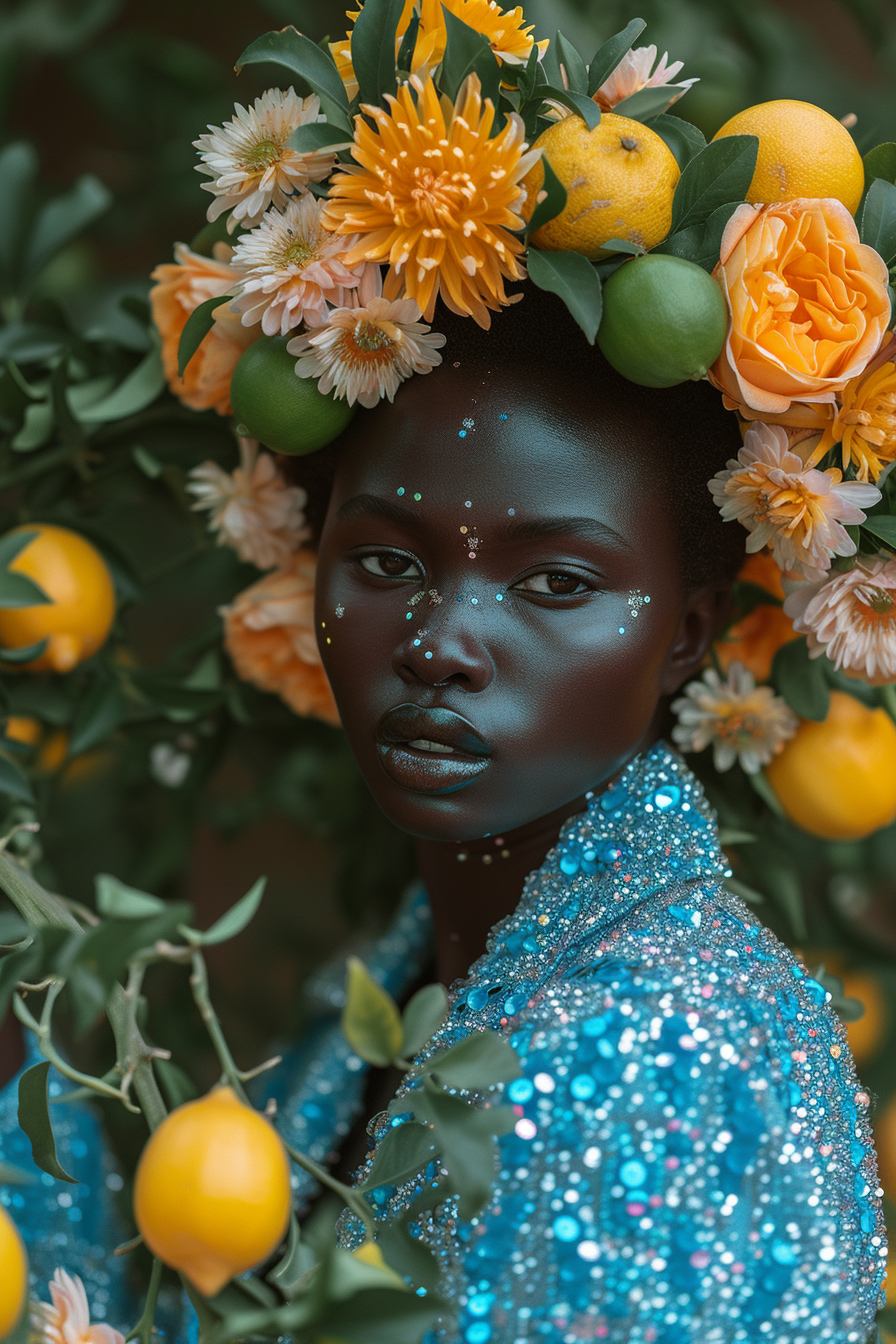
[335, 495, 631, 552]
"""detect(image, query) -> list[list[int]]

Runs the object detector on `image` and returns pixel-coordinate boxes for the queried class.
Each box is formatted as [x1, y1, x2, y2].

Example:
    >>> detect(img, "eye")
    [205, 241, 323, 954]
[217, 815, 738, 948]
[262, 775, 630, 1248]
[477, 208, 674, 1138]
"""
[515, 571, 593, 597]
[357, 550, 423, 580]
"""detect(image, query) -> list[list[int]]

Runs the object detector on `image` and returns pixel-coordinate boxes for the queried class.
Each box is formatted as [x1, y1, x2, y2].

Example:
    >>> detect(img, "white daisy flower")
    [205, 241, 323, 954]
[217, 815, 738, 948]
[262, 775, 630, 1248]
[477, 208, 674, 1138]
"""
[672, 661, 798, 774]
[187, 437, 309, 569]
[194, 88, 335, 232]
[783, 557, 896, 685]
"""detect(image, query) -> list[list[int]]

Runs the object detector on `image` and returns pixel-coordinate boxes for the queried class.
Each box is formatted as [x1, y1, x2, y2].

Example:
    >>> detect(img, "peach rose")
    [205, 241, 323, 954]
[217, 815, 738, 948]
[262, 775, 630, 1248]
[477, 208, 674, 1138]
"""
[222, 549, 339, 724]
[150, 244, 259, 416]
[715, 552, 799, 682]
[709, 199, 890, 419]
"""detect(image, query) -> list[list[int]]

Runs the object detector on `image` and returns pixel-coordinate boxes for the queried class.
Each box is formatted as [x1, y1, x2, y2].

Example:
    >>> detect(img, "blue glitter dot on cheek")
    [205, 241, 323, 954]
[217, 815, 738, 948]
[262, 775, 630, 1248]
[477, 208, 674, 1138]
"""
[425, 651, 433, 660]
[459, 430, 467, 438]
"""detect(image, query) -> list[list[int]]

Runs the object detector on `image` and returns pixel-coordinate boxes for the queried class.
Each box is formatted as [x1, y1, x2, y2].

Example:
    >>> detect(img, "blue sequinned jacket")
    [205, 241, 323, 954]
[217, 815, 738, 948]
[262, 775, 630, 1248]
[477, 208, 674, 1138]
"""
[0, 744, 886, 1343]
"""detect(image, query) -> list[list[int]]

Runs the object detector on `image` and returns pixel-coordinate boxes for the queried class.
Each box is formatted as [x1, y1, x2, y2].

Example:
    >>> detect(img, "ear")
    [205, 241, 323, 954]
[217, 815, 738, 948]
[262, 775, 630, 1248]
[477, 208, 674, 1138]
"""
[659, 584, 733, 695]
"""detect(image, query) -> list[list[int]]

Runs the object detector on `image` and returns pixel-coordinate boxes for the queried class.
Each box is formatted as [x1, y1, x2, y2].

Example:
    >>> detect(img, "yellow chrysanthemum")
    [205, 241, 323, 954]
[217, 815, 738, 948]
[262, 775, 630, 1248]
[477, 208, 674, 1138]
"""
[330, 0, 545, 99]
[806, 360, 896, 483]
[322, 74, 540, 326]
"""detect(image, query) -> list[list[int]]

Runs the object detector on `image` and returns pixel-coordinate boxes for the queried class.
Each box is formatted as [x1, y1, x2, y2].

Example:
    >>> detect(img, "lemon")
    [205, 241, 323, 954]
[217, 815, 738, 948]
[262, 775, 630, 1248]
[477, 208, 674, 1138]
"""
[765, 691, 896, 840]
[520, 112, 680, 259]
[4, 716, 41, 746]
[713, 99, 864, 214]
[596, 254, 728, 388]
[229, 337, 357, 456]
[839, 969, 887, 1066]
[0, 1205, 27, 1340]
[133, 1086, 292, 1296]
[0, 525, 116, 673]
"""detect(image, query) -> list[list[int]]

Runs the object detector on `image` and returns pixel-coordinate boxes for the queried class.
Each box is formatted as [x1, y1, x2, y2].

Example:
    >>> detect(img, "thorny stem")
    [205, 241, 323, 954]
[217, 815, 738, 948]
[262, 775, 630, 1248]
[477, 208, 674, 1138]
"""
[12, 988, 140, 1111]
[126, 1258, 163, 1344]
[187, 949, 281, 1090]
[282, 1138, 377, 1239]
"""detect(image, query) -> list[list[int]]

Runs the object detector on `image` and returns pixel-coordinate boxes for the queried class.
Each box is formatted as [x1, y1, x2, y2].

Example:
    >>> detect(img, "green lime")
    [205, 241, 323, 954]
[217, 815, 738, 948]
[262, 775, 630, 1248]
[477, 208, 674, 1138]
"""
[597, 253, 728, 388]
[229, 337, 357, 455]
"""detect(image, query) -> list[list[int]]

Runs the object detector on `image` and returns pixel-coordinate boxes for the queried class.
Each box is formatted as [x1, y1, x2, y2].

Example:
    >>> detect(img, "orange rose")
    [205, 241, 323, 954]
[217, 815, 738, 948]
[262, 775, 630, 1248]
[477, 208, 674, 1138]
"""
[709, 199, 890, 419]
[222, 550, 339, 725]
[150, 244, 259, 416]
[715, 552, 799, 682]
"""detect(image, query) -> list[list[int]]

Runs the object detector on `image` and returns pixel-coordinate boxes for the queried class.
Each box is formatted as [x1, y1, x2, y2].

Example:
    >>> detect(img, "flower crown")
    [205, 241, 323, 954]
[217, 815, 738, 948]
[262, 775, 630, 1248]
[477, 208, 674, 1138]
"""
[151, 0, 896, 780]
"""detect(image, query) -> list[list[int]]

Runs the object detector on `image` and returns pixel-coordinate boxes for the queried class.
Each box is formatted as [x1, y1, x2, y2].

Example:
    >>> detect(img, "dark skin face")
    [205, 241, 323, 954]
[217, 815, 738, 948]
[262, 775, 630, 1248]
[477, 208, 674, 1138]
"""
[316, 363, 726, 984]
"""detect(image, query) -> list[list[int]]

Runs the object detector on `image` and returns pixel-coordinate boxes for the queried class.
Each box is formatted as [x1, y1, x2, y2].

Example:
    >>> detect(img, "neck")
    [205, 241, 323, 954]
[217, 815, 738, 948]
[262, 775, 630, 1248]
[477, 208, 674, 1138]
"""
[416, 792, 591, 987]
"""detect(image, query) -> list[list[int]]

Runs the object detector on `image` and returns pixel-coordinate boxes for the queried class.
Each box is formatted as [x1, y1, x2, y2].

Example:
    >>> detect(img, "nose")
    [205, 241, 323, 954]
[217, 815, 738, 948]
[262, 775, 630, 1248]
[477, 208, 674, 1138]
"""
[393, 611, 494, 691]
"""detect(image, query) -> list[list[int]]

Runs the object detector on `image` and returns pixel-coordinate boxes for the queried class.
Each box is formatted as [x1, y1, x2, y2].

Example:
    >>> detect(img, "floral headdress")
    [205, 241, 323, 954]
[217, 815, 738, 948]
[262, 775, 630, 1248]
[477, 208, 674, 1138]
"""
[151, 0, 896, 797]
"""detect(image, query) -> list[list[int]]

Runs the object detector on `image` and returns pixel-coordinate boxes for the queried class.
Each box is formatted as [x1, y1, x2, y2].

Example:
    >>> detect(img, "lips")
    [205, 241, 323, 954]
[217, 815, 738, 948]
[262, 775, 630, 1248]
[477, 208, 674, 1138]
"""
[375, 704, 492, 794]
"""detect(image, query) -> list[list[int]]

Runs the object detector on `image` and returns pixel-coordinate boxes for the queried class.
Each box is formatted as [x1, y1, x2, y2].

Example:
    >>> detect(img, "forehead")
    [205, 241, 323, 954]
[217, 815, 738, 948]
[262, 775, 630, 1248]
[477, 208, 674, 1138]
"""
[329, 366, 672, 542]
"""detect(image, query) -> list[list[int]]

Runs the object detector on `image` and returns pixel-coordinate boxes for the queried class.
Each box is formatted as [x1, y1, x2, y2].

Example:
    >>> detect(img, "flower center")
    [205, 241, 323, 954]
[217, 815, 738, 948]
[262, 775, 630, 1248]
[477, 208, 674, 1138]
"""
[354, 321, 394, 353]
[245, 137, 285, 170]
[407, 167, 476, 228]
[281, 238, 317, 267]
[857, 584, 896, 619]
[716, 710, 766, 743]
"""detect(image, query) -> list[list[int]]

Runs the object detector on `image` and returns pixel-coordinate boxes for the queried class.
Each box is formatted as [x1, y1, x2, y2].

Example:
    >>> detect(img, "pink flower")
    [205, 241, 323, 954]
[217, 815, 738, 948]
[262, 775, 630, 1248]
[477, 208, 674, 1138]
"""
[229, 196, 371, 336]
[187, 437, 309, 569]
[287, 296, 445, 408]
[32, 1270, 124, 1344]
[593, 45, 697, 111]
[783, 558, 896, 684]
[708, 421, 880, 579]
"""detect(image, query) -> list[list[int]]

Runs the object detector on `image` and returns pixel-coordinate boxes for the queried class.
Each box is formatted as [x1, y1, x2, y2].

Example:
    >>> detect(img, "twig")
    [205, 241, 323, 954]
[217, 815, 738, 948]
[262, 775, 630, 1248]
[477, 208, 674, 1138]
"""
[281, 1137, 377, 1239]
[189, 950, 257, 1097]
[126, 1257, 162, 1344]
[12, 988, 140, 1111]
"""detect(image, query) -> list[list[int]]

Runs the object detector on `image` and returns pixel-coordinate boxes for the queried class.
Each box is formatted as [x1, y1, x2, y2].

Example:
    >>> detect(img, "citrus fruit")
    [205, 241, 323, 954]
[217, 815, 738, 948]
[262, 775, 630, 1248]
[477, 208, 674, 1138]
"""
[520, 112, 680, 258]
[874, 1091, 896, 1201]
[712, 99, 864, 214]
[3, 716, 41, 746]
[596, 254, 728, 387]
[840, 969, 887, 1066]
[0, 1204, 27, 1339]
[765, 691, 896, 840]
[0, 525, 115, 673]
[229, 336, 357, 456]
[133, 1086, 292, 1296]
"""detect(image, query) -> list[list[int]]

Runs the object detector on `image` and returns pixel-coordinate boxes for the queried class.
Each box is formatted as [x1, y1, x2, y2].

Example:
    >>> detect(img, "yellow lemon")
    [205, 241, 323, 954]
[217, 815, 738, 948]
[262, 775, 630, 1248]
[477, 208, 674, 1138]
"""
[840, 969, 887, 1066]
[874, 1091, 896, 1204]
[520, 112, 680, 258]
[230, 337, 357, 456]
[0, 1205, 27, 1339]
[3, 716, 41, 746]
[712, 99, 864, 214]
[0, 525, 115, 673]
[765, 691, 896, 840]
[133, 1086, 292, 1297]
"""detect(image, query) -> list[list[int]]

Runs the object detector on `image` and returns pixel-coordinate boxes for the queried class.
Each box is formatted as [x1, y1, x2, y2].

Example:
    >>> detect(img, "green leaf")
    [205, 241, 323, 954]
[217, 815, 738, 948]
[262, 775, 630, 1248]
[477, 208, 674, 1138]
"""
[526, 247, 602, 344]
[533, 84, 600, 131]
[860, 178, 896, 267]
[0, 1158, 32, 1184]
[0, 945, 38, 1022]
[440, 8, 501, 107]
[181, 875, 266, 945]
[69, 681, 124, 756]
[649, 115, 708, 169]
[315, 1286, 442, 1343]
[376, 1218, 440, 1292]
[863, 142, 896, 186]
[400, 983, 449, 1057]
[342, 956, 403, 1066]
[555, 31, 588, 95]
[771, 637, 830, 722]
[359, 1120, 440, 1191]
[95, 873, 167, 919]
[0, 755, 34, 804]
[77, 349, 165, 424]
[351, 0, 403, 105]
[724, 876, 765, 905]
[268, 1213, 316, 1298]
[17, 1061, 79, 1183]
[427, 1030, 522, 1089]
[601, 238, 646, 255]
[0, 143, 37, 281]
[236, 28, 351, 126]
[24, 175, 112, 284]
[670, 136, 758, 234]
[289, 123, 354, 154]
[411, 1077, 509, 1220]
[60, 905, 191, 995]
[653, 200, 743, 272]
[177, 295, 231, 378]
[864, 514, 896, 547]
[0, 639, 48, 664]
[586, 18, 646, 96]
[613, 85, 691, 122]
[153, 1056, 200, 1109]
[525, 155, 568, 236]
[0, 530, 49, 609]
[396, 10, 420, 73]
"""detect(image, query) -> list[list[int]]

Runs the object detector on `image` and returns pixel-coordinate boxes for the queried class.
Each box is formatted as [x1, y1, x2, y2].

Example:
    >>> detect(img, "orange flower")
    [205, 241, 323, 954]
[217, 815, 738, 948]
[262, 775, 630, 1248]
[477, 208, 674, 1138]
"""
[322, 74, 540, 327]
[222, 550, 339, 724]
[331, 0, 544, 100]
[709, 199, 890, 419]
[149, 244, 260, 415]
[805, 358, 896, 483]
[715, 552, 799, 682]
